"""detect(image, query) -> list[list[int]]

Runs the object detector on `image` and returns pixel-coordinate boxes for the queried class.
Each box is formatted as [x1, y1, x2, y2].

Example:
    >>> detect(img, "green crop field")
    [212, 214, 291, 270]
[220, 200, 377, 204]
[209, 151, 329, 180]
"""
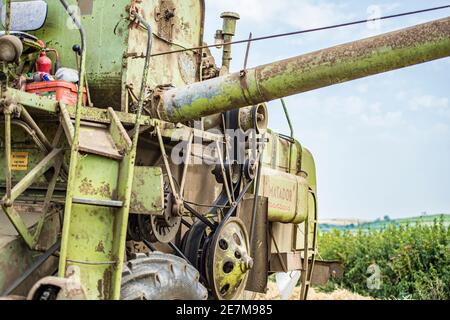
[317, 215, 450, 300]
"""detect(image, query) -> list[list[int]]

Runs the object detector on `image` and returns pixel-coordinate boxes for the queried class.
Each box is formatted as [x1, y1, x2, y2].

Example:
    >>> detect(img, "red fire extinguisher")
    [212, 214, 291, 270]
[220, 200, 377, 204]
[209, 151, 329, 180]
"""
[36, 51, 52, 74]
[36, 40, 52, 74]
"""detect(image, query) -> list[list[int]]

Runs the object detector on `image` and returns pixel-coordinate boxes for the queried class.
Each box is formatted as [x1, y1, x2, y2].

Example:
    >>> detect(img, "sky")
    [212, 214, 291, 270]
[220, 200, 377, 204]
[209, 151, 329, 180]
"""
[203, 1, 450, 220]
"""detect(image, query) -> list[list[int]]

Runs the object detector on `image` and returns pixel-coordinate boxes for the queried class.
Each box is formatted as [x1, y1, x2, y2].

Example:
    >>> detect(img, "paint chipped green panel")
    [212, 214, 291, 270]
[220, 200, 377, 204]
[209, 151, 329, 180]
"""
[130, 166, 164, 214]
[301, 147, 317, 194]
[63, 154, 119, 300]
[0, 211, 60, 296]
[32, 0, 130, 108]
[32, 0, 205, 110]
[0, 122, 60, 185]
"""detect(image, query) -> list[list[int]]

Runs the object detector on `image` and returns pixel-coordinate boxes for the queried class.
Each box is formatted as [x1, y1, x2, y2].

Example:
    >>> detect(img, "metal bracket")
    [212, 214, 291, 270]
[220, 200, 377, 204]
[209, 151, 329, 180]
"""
[154, 0, 176, 41]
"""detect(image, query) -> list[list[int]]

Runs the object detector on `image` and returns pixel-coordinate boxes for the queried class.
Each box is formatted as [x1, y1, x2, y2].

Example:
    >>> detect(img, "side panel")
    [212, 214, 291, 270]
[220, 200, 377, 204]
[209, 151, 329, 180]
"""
[126, 0, 204, 108]
[32, 0, 205, 110]
[0, 209, 60, 296]
[260, 167, 308, 224]
[63, 154, 119, 300]
[130, 166, 164, 215]
[32, 0, 131, 108]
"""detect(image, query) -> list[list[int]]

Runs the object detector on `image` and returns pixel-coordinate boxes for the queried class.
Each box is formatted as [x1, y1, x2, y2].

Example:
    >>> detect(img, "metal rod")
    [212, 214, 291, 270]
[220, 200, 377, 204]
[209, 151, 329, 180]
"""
[9, 120, 47, 152]
[143, 239, 156, 252]
[181, 219, 192, 228]
[301, 191, 319, 300]
[281, 99, 295, 173]
[130, 12, 152, 149]
[30, 158, 63, 249]
[184, 202, 216, 230]
[249, 139, 265, 251]
[20, 107, 52, 151]
[168, 241, 189, 261]
[156, 126, 179, 200]
[269, 228, 288, 273]
[300, 210, 310, 300]
[243, 32, 252, 72]
[223, 179, 254, 222]
[66, 259, 117, 266]
[4, 111, 12, 204]
[108, 12, 152, 298]
[58, 0, 87, 277]
[179, 133, 193, 196]
[215, 141, 233, 205]
[59, 0, 86, 137]
[281, 99, 294, 138]
[4, 0, 11, 35]
[2, 240, 61, 296]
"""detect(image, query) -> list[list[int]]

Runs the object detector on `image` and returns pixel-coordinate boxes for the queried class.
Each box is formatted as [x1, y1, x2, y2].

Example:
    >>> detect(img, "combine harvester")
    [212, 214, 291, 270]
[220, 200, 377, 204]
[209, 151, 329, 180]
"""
[0, 0, 448, 300]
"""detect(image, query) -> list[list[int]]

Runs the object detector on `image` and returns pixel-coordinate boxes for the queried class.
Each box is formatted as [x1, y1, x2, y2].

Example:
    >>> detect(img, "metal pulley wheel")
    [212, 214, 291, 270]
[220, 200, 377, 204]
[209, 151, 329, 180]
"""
[205, 217, 253, 300]
[127, 214, 142, 241]
[181, 220, 209, 269]
[138, 192, 181, 243]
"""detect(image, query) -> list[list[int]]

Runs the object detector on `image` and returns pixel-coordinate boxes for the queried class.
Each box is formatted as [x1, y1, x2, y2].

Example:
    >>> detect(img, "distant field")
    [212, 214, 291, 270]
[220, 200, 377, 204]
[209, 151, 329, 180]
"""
[318, 216, 450, 300]
[320, 214, 450, 232]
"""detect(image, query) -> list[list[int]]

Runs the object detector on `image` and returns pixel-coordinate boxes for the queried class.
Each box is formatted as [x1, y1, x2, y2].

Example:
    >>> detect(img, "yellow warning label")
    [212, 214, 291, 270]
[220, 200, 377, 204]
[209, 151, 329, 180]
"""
[11, 152, 29, 171]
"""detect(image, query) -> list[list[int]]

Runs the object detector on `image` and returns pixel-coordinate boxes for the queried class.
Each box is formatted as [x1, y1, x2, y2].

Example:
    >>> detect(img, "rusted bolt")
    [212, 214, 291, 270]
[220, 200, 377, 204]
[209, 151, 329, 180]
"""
[164, 9, 175, 20]
[3, 198, 13, 207]
[240, 255, 254, 272]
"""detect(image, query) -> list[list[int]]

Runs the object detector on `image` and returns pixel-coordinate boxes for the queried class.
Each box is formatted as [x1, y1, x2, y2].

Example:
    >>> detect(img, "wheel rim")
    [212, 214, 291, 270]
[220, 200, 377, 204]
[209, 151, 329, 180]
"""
[206, 217, 252, 300]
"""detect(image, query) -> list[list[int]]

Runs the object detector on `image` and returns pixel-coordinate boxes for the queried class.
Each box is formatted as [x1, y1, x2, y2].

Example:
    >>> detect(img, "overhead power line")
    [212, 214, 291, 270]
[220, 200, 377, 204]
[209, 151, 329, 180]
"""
[150, 4, 450, 57]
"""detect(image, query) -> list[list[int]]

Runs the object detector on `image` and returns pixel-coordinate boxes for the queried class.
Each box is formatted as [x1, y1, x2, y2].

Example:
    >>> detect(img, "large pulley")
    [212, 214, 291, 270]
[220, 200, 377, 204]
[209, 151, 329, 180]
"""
[127, 184, 182, 244]
[205, 217, 253, 300]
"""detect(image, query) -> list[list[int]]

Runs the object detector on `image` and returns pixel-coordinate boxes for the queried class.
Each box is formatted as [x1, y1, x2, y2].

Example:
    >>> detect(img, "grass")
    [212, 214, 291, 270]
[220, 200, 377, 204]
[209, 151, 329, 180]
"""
[317, 216, 450, 300]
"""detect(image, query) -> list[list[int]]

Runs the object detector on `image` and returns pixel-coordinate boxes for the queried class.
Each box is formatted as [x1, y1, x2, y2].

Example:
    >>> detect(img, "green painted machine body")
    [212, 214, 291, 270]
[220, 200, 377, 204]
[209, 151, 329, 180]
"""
[0, 0, 448, 300]
[32, 0, 205, 110]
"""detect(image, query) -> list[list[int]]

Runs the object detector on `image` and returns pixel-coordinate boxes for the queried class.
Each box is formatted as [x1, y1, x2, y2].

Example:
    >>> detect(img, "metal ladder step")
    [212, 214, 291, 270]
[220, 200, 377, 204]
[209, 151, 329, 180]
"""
[72, 197, 123, 208]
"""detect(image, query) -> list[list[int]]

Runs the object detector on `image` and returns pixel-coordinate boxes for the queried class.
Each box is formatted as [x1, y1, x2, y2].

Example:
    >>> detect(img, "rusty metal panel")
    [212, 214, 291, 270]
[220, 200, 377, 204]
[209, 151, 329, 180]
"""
[270, 222, 295, 253]
[130, 166, 164, 215]
[294, 192, 316, 251]
[126, 0, 205, 110]
[269, 252, 302, 272]
[309, 260, 344, 286]
[0, 207, 60, 296]
[78, 0, 94, 15]
[239, 196, 269, 294]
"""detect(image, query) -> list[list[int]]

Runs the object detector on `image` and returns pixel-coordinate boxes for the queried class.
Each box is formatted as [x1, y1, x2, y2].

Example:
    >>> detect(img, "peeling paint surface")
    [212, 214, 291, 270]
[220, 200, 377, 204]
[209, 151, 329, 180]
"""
[159, 17, 450, 122]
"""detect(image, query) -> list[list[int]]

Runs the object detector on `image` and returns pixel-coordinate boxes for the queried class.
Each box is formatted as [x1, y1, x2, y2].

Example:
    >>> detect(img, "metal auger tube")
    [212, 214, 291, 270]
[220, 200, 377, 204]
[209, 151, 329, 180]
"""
[155, 16, 450, 123]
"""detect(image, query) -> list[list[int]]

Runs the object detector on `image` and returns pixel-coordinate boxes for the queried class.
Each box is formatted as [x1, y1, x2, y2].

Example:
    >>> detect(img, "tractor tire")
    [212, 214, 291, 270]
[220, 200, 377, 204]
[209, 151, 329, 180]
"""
[121, 252, 208, 300]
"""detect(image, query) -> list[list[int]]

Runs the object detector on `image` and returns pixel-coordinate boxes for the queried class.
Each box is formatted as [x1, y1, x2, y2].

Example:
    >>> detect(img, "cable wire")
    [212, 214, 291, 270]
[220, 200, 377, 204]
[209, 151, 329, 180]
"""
[150, 4, 450, 57]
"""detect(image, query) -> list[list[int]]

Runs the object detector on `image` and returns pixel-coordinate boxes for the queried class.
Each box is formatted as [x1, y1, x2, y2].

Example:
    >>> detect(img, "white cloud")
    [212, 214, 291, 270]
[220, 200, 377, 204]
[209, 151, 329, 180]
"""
[288, 93, 407, 130]
[209, 0, 352, 29]
[409, 95, 449, 111]
[356, 83, 369, 94]
[395, 91, 407, 101]
[431, 123, 449, 135]
[360, 111, 404, 128]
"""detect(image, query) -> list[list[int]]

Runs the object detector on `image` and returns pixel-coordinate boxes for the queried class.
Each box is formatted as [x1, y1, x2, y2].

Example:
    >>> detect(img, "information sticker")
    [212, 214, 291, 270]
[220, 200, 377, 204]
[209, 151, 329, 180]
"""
[11, 152, 29, 171]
